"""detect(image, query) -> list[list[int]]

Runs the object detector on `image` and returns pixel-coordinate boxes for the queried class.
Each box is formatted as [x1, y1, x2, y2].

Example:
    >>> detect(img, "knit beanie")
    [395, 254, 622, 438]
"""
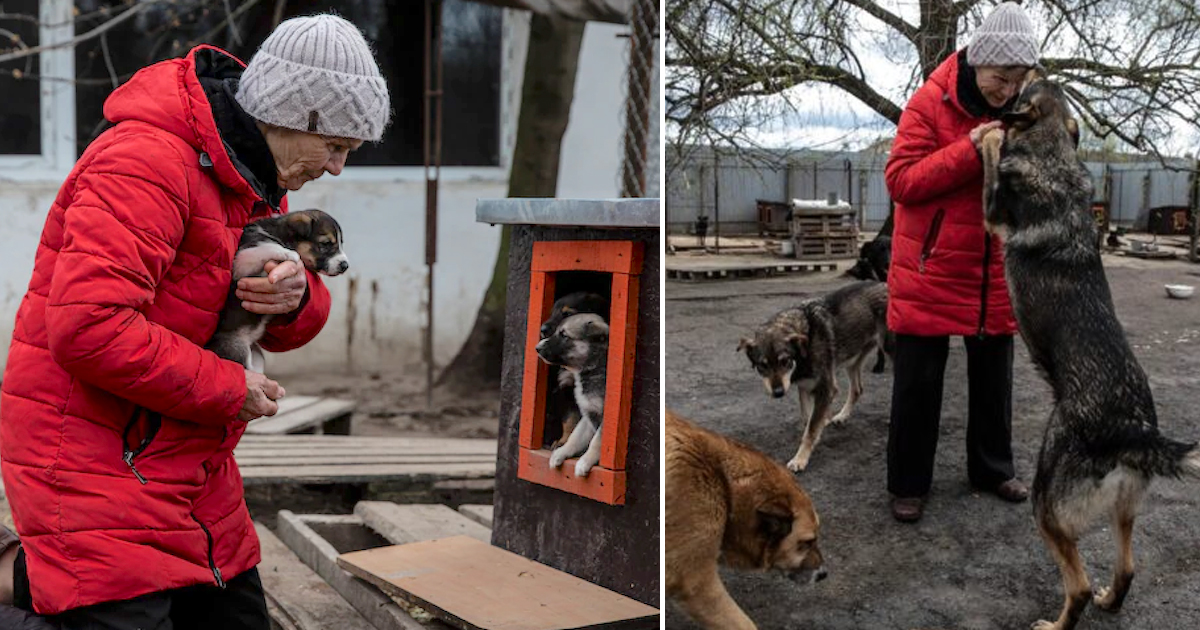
[966, 2, 1040, 68]
[236, 14, 390, 142]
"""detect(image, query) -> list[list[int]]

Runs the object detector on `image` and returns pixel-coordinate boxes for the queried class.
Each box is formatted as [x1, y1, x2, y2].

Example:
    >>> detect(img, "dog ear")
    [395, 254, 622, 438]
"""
[787, 333, 808, 357]
[582, 319, 609, 341]
[757, 502, 794, 544]
[1065, 117, 1080, 148]
[737, 338, 755, 353]
[284, 210, 316, 241]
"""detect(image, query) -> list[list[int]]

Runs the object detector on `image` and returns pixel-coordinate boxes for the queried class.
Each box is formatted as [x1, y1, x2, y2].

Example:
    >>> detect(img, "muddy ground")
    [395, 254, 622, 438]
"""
[666, 256, 1200, 630]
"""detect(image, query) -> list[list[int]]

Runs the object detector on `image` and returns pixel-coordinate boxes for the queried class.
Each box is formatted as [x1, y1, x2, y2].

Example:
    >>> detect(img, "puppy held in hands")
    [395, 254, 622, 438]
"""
[539, 292, 610, 449]
[207, 209, 349, 372]
[535, 313, 608, 477]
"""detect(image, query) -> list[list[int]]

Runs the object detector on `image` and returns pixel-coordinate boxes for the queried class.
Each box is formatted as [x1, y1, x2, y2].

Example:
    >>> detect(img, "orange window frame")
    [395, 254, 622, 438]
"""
[517, 240, 644, 505]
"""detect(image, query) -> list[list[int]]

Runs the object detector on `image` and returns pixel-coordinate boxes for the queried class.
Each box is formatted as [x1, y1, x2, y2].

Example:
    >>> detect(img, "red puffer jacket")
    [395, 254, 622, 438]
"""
[885, 51, 1017, 337]
[0, 45, 331, 615]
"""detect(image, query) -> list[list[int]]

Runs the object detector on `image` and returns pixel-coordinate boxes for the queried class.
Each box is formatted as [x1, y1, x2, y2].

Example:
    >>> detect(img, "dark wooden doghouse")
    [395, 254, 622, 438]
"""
[476, 198, 659, 608]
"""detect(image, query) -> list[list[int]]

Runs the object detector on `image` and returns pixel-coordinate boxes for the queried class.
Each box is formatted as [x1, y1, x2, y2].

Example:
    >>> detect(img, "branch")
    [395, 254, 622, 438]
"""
[0, 3, 148, 64]
[841, 0, 918, 42]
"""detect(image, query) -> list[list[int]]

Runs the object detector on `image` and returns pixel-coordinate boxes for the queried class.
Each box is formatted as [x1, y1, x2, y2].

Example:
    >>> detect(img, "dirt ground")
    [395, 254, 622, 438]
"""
[666, 255, 1200, 630]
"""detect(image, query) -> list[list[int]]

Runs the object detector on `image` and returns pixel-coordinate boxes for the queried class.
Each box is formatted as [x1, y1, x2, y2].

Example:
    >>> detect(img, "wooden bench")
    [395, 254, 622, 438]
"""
[234, 434, 497, 486]
[246, 395, 356, 435]
[256, 523, 375, 630]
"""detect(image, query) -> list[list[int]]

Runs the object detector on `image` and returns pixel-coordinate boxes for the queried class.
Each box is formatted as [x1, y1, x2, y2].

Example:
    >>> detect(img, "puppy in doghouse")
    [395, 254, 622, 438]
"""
[540, 292, 610, 448]
[207, 209, 348, 372]
[535, 313, 609, 477]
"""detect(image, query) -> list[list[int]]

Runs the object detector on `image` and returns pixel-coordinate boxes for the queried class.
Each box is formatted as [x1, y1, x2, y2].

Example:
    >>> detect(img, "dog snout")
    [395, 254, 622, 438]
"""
[813, 567, 828, 583]
[337, 259, 349, 273]
[772, 386, 786, 398]
[787, 566, 828, 585]
[540, 324, 552, 338]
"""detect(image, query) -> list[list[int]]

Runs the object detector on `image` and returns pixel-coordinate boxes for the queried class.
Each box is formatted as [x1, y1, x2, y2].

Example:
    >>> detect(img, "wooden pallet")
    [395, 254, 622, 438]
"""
[794, 236, 856, 259]
[246, 395, 356, 435]
[666, 262, 837, 281]
[235, 434, 497, 485]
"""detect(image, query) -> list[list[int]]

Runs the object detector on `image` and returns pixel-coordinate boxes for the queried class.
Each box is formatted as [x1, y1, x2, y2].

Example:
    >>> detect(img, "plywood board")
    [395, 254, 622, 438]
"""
[337, 536, 658, 630]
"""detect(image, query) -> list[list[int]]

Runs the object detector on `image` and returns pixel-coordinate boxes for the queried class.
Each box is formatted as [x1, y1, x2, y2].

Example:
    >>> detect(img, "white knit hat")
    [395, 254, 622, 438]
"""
[236, 14, 390, 141]
[966, 2, 1040, 68]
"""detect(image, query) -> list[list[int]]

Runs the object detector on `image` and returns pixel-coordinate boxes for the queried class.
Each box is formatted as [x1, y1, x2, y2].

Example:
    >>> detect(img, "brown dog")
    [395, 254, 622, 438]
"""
[666, 410, 826, 630]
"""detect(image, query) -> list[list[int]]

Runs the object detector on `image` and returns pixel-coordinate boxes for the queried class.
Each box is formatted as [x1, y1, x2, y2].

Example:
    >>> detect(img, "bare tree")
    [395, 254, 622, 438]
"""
[666, 0, 1200, 161]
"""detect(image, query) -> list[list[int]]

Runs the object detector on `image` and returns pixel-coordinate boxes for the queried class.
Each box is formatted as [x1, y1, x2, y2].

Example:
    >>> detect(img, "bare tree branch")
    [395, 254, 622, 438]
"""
[0, 3, 149, 65]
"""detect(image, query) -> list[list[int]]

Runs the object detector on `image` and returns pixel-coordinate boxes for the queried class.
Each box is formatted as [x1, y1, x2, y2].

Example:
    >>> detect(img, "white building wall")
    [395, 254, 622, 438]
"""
[0, 10, 643, 376]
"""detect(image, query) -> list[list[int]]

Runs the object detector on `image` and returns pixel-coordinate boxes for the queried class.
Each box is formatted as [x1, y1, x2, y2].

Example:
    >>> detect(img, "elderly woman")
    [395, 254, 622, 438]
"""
[884, 2, 1037, 523]
[0, 14, 388, 628]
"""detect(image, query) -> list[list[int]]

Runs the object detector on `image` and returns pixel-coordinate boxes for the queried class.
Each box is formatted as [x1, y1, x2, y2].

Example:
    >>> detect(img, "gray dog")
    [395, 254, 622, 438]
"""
[738, 281, 890, 472]
[535, 313, 609, 477]
[982, 73, 1200, 630]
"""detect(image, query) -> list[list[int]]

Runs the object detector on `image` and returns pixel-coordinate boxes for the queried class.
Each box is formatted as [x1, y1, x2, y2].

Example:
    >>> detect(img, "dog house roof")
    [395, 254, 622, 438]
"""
[475, 198, 659, 228]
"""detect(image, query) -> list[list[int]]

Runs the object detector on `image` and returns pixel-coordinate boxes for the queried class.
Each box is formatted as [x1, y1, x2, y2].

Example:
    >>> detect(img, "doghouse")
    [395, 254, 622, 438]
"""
[476, 198, 659, 608]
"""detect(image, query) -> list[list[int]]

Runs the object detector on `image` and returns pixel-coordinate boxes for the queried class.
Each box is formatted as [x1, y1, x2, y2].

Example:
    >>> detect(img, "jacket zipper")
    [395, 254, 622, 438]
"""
[918, 208, 946, 274]
[978, 232, 993, 337]
[191, 515, 226, 588]
[121, 409, 161, 485]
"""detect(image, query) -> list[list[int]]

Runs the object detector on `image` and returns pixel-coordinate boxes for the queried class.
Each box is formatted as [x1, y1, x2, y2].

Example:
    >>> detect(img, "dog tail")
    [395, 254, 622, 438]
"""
[1124, 435, 1200, 480]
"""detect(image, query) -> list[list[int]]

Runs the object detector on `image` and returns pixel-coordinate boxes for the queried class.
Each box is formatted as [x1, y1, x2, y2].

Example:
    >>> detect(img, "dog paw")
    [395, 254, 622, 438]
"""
[1093, 587, 1122, 612]
[574, 459, 594, 477]
[829, 412, 850, 425]
[549, 448, 568, 469]
[549, 438, 566, 449]
[1031, 620, 1059, 630]
[786, 456, 809, 472]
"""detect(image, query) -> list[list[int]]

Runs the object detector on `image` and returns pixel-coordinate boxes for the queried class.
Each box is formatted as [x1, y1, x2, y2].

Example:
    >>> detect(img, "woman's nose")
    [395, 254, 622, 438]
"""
[325, 152, 347, 176]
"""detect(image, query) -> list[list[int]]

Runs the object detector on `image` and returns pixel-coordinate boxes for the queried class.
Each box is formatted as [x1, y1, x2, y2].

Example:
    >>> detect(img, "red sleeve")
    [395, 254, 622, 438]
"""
[258, 268, 330, 352]
[885, 89, 982, 206]
[44, 135, 246, 426]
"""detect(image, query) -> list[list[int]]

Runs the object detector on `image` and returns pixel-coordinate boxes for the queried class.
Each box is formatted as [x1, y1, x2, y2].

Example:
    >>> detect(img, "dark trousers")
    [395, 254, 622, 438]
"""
[12, 548, 268, 630]
[887, 333, 1016, 498]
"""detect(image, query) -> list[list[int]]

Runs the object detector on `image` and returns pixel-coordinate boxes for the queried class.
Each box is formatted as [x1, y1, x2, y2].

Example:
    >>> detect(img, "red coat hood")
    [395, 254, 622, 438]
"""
[104, 45, 259, 201]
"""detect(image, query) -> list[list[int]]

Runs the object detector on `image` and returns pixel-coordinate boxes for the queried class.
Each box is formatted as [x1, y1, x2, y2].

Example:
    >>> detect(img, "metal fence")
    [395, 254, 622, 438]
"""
[666, 150, 1196, 235]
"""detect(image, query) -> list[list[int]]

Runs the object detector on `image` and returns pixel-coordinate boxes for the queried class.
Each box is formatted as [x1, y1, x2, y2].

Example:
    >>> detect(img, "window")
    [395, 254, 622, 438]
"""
[517, 241, 645, 506]
[5, 0, 502, 168]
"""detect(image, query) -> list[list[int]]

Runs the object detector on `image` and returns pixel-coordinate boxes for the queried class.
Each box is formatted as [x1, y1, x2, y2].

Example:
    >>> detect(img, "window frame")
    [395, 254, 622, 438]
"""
[0, 0, 76, 178]
[2, 1, 517, 183]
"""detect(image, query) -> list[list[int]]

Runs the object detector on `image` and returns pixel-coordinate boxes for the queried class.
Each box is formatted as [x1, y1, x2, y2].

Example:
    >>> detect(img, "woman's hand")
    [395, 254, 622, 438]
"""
[237, 260, 307, 315]
[239, 370, 285, 421]
[970, 121, 1003, 150]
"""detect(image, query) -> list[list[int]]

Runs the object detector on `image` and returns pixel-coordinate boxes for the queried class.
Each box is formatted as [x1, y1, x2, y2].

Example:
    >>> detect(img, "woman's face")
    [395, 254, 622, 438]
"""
[975, 66, 1029, 109]
[259, 124, 364, 191]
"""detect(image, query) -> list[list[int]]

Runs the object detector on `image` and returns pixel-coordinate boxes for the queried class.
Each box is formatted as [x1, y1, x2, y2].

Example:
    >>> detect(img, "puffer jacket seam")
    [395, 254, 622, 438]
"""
[162, 358, 219, 419]
[80, 171, 188, 211]
[64, 203, 176, 248]
[52, 376, 83, 609]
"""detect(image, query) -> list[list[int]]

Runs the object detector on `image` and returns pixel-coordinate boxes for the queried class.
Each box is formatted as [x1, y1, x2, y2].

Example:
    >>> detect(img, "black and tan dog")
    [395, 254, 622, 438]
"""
[666, 410, 826, 630]
[535, 313, 608, 477]
[738, 281, 890, 472]
[207, 209, 348, 371]
[982, 72, 1200, 630]
[539, 292, 609, 448]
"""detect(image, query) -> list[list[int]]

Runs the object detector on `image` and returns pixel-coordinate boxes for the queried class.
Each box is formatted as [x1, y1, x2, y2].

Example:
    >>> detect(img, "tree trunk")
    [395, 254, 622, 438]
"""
[436, 13, 586, 393]
[918, 0, 959, 79]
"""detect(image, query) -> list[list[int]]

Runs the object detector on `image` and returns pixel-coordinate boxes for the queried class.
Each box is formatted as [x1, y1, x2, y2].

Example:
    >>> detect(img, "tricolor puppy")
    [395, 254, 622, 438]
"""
[534, 313, 608, 477]
[207, 209, 348, 371]
[540, 292, 610, 448]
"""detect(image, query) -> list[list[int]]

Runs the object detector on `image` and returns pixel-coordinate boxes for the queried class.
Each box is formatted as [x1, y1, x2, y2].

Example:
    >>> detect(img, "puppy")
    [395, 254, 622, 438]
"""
[666, 410, 826, 630]
[983, 73, 1200, 630]
[539, 292, 610, 448]
[207, 209, 348, 371]
[534, 313, 608, 477]
[739, 281, 889, 471]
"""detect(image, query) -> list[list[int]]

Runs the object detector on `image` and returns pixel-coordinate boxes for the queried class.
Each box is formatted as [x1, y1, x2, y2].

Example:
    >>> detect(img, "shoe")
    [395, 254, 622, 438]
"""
[890, 496, 924, 523]
[993, 478, 1029, 503]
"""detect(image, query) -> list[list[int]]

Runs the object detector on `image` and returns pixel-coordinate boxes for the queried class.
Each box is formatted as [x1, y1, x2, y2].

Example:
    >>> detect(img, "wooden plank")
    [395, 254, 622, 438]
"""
[255, 523, 376, 630]
[355, 502, 491, 545]
[237, 454, 496, 467]
[236, 446, 496, 457]
[338, 537, 658, 630]
[240, 462, 496, 485]
[247, 398, 357, 435]
[457, 505, 494, 528]
[517, 448, 624, 505]
[519, 270, 554, 450]
[531, 240, 644, 275]
[239, 435, 496, 448]
[272, 395, 322, 416]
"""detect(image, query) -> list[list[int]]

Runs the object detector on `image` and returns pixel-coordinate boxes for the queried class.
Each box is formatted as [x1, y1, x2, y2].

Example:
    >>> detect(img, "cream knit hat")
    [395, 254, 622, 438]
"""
[236, 14, 390, 141]
[966, 2, 1040, 68]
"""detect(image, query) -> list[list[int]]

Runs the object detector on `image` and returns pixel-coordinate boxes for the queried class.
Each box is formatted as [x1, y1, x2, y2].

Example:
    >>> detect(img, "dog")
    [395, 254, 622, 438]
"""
[666, 410, 826, 630]
[982, 72, 1200, 630]
[738, 281, 890, 472]
[845, 234, 891, 284]
[534, 313, 608, 477]
[206, 209, 348, 371]
[539, 292, 610, 448]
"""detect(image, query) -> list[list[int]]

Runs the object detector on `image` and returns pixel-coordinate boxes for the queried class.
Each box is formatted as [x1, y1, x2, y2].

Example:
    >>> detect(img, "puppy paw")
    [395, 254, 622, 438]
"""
[1031, 620, 1059, 630]
[829, 412, 850, 425]
[574, 459, 594, 477]
[786, 455, 809, 472]
[1093, 587, 1123, 612]
[549, 448, 568, 469]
